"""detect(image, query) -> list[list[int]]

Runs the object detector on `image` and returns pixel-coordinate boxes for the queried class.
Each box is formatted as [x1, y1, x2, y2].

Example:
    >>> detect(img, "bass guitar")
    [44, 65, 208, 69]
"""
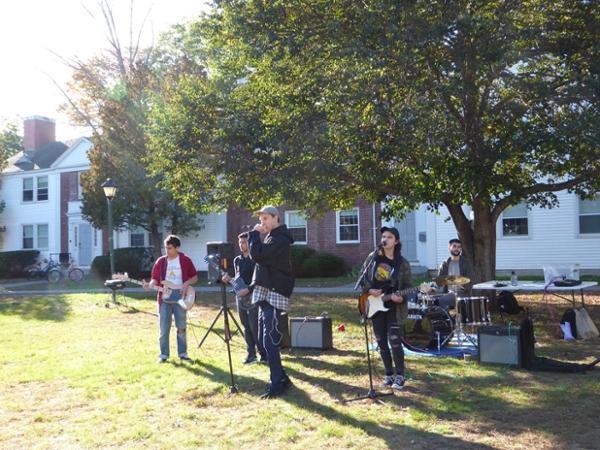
[112, 273, 196, 311]
[358, 282, 433, 319]
[203, 255, 249, 296]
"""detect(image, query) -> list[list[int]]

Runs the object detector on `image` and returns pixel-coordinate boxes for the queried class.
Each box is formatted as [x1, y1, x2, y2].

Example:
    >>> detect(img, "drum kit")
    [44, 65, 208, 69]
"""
[403, 275, 491, 351]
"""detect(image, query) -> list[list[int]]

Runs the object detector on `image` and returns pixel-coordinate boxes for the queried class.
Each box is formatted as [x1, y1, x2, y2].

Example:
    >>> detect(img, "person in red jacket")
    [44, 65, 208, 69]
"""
[144, 235, 198, 363]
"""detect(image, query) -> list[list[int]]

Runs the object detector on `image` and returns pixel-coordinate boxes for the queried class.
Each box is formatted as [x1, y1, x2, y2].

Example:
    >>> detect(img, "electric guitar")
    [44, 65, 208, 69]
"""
[203, 255, 249, 296]
[112, 273, 196, 311]
[358, 283, 433, 319]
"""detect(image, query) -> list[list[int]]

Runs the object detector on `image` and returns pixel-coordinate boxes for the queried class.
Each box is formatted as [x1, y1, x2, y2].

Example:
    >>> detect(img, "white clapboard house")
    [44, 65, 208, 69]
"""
[0, 116, 226, 270]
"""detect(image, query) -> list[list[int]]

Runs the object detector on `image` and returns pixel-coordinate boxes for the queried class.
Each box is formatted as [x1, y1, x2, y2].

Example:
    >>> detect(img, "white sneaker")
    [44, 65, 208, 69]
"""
[380, 375, 394, 388]
[392, 375, 406, 390]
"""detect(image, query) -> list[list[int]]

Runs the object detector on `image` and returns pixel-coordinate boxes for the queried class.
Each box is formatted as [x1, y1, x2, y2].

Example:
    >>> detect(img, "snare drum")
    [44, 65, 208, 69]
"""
[457, 296, 490, 325]
[403, 305, 454, 350]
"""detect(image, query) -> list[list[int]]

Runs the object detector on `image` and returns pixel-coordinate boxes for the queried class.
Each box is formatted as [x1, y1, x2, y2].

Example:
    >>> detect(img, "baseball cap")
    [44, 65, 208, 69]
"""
[255, 205, 280, 217]
[380, 226, 400, 241]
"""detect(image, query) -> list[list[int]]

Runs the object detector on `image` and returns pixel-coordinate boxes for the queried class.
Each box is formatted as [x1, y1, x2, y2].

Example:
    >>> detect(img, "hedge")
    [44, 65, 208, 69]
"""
[0, 250, 40, 278]
[91, 247, 155, 279]
[290, 246, 346, 278]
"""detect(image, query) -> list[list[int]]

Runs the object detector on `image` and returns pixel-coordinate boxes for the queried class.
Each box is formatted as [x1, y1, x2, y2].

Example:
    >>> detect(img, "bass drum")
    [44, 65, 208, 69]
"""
[403, 305, 454, 350]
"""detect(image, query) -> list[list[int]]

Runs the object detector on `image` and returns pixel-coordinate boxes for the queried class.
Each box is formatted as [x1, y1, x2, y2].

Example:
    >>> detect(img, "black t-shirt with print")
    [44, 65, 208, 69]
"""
[371, 254, 398, 294]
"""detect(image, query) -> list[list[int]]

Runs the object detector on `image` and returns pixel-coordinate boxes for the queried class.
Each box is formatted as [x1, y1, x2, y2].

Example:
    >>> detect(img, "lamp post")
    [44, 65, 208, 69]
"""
[101, 178, 117, 277]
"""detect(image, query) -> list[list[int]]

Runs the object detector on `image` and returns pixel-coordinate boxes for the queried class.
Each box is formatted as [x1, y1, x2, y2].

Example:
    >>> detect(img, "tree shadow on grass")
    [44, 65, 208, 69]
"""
[0, 295, 71, 321]
[178, 359, 494, 449]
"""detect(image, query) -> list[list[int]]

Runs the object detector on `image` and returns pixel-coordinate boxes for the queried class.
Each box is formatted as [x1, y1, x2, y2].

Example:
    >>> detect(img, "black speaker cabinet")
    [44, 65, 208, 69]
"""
[290, 317, 333, 349]
[478, 325, 521, 367]
[206, 242, 235, 280]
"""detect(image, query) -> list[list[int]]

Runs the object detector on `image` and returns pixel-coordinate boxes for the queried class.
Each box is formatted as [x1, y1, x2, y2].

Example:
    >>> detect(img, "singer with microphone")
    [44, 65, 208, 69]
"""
[247, 205, 295, 399]
[358, 226, 412, 390]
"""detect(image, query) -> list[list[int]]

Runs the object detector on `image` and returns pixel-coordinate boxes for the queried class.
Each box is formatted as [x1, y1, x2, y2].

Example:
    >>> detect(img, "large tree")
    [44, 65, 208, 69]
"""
[60, 1, 202, 257]
[148, 0, 600, 280]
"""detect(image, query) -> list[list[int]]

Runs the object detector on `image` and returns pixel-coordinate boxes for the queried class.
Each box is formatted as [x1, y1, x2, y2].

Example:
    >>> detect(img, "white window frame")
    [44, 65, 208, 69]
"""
[22, 223, 49, 249]
[336, 208, 360, 244]
[37, 224, 49, 250]
[285, 210, 308, 245]
[22, 177, 34, 202]
[130, 230, 147, 247]
[77, 171, 85, 200]
[22, 225, 34, 249]
[578, 195, 600, 235]
[36, 176, 49, 202]
[501, 203, 529, 237]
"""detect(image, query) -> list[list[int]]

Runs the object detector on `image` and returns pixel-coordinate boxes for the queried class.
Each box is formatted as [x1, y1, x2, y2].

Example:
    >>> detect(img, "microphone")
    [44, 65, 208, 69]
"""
[377, 240, 385, 248]
[240, 225, 253, 230]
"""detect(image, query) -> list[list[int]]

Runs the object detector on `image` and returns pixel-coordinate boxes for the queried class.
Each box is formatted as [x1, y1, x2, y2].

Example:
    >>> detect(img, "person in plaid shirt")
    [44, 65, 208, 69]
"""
[248, 205, 295, 399]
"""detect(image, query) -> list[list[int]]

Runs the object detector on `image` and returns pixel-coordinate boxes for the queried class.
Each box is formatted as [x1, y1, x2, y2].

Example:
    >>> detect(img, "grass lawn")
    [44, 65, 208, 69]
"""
[1, 291, 599, 449]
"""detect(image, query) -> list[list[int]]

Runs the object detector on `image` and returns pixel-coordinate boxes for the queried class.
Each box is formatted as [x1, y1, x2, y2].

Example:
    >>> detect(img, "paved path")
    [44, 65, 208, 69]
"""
[0, 281, 358, 296]
[1, 280, 598, 296]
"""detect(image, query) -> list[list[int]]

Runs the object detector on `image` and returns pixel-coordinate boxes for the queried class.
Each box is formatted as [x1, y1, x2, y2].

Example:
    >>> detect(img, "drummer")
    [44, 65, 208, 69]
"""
[435, 238, 474, 307]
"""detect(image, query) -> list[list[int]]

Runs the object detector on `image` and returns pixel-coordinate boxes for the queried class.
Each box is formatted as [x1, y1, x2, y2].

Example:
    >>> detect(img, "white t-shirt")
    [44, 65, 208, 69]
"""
[165, 255, 183, 288]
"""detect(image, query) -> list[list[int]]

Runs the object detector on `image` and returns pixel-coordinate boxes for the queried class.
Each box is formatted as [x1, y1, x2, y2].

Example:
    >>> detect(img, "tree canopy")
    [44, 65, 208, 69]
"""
[60, 1, 203, 255]
[147, 0, 600, 279]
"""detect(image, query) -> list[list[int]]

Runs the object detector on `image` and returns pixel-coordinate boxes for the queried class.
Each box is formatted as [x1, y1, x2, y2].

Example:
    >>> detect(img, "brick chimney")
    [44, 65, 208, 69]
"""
[23, 116, 56, 152]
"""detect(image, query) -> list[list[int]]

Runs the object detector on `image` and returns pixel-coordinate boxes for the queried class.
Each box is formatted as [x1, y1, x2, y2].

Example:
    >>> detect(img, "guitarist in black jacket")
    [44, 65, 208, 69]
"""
[360, 226, 412, 390]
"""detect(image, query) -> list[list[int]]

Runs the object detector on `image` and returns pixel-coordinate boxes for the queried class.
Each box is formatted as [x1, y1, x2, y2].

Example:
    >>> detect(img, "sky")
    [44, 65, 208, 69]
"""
[0, 0, 209, 141]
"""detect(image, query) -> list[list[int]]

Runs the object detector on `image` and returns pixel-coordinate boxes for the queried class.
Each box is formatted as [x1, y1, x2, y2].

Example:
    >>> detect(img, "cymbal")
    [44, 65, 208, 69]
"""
[435, 275, 471, 286]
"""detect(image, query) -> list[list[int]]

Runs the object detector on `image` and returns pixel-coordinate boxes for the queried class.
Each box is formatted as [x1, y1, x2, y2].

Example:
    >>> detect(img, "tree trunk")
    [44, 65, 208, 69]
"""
[148, 221, 162, 260]
[470, 202, 496, 283]
[446, 199, 496, 284]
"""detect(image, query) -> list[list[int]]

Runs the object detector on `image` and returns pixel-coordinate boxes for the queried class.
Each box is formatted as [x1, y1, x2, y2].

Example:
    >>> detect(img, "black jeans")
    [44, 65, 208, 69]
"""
[237, 297, 266, 358]
[371, 303, 405, 376]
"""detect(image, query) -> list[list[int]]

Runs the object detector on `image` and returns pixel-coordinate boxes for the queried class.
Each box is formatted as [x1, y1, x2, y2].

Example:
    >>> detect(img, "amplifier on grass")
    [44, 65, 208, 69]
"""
[289, 316, 333, 350]
[478, 325, 522, 367]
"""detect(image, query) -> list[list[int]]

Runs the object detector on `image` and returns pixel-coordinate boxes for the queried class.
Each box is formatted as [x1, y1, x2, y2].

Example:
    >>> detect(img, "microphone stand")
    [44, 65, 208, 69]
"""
[346, 245, 393, 403]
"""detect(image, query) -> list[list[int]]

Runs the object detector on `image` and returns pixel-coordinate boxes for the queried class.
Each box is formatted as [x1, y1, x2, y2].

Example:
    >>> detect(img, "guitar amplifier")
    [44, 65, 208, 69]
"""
[290, 317, 333, 349]
[478, 325, 521, 367]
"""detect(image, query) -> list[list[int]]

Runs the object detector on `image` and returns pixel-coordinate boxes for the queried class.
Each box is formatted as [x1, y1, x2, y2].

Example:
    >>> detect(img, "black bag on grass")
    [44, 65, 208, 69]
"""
[497, 291, 524, 315]
[560, 308, 578, 339]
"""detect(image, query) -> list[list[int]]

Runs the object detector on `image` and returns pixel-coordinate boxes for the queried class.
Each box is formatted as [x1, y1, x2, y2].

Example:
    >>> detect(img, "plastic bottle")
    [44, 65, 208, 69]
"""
[510, 271, 518, 286]
[570, 264, 580, 281]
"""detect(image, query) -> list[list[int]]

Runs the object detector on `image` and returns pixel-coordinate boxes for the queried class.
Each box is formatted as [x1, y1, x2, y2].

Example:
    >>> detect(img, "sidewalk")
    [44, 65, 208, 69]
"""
[0, 281, 358, 296]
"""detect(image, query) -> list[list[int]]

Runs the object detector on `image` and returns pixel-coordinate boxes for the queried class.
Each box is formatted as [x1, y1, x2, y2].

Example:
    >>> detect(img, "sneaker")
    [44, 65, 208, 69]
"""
[260, 385, 285, 399]
[392, 375, 406, 390]
[158, 357, 168, 364]
[179, 355, 193, 362]
[380, 375, 394, 388]
[281, 374, 292, 391]
[243, 355, 257, 365]
[259, 353, 268, 363]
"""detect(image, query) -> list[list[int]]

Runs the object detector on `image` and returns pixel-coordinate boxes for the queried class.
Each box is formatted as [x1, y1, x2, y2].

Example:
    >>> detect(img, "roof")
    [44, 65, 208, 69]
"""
[3, 141, 69, 173]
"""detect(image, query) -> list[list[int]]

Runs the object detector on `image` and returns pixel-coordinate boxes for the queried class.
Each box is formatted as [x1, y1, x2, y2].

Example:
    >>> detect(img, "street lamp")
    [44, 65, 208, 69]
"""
[101, 178, 117, 277]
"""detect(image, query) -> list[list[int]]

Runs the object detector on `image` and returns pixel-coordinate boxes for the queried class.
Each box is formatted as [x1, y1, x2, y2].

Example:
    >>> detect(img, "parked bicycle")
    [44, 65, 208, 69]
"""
[46, 253, 84, 283]
[25, 258, 58, 281]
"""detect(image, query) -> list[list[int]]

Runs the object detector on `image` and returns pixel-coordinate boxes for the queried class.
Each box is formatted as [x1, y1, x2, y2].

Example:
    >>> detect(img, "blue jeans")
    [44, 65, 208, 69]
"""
[159, 290, 187, 358]
[258, 301, 286, 388]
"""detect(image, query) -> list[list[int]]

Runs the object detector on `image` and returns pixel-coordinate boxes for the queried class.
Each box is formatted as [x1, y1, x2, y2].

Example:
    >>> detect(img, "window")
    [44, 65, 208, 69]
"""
[336, 208, 360, 243]
[130, 232, 146, 247]
[23, 178, 34, 202]
[285, 210, 307, 244]
[77, 171, 85, 199]
[22, 176, 49, 202]
[37, 224, 49, 249]
[579, 195, 600, 234]
[502, 203, 528, 236]
[37, 176, 48, 201]
[23, 225, 34, 249]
